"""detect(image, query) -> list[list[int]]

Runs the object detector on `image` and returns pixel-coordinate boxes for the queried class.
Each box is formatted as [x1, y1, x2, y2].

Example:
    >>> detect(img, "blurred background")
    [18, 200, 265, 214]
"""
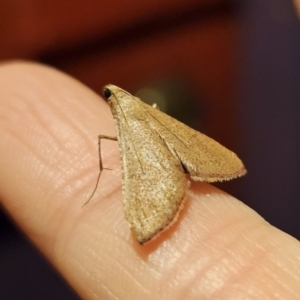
[1, 0, 300, 298]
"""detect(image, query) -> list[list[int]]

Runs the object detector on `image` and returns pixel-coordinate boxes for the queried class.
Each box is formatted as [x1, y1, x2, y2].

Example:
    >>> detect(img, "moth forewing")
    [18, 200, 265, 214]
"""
[136, 99, 246, 182]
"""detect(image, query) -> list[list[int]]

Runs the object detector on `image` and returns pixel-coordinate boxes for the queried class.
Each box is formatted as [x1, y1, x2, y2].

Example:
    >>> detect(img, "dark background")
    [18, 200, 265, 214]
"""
[0, 0, 299, 298]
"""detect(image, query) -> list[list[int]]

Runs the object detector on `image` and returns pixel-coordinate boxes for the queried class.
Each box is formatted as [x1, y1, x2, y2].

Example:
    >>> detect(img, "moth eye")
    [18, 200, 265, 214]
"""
[103, 88, 112, 99]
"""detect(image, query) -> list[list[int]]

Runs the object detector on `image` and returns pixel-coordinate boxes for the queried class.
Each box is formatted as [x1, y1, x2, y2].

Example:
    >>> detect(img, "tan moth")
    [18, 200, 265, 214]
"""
[89, 84, 246, 244]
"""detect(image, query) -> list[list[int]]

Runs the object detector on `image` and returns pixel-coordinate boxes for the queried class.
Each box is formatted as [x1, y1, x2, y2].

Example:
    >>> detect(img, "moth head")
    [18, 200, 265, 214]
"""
[103, 86, 112, 100]
[103, 84, 124, 100]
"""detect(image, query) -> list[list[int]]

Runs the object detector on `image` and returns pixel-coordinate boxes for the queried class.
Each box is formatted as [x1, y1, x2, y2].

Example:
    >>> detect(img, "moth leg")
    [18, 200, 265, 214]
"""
[83, 135, 117, 206]
[152, 103, 160, 110]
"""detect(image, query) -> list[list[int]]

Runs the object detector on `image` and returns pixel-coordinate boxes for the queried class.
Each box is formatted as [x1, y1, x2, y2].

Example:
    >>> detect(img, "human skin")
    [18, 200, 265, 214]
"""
[0, 62, 300, 300]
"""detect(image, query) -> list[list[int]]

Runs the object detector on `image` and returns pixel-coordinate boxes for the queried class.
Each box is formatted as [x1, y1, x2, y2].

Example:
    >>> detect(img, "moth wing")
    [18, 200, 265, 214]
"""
[139, 99, 246, 182]
[115, 104, 189, 244]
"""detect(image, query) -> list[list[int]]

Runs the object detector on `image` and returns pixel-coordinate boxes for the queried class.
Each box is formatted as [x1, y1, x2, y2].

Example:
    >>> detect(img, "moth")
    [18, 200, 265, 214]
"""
[91, 84, 246, 244]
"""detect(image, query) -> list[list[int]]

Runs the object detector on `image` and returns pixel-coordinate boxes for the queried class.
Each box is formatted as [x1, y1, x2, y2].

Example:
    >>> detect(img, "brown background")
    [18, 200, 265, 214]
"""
[1, 0, 300, 299]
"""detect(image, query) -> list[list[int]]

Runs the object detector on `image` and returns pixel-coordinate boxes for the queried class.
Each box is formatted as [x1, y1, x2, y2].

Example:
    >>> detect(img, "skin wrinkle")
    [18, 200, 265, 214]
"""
[186, 207, 263, 253]
[156, 219, 268, 298]
[0, 132, 56, 215]
[3, 65, 110, 201]
[144, 191, 269, 298]
[6, 95, 72, 190]
[148, 199, 272, 299]
[226, 236, 299, 299]
[67, 244, 116, 300]
[206, 241, 270, 298]
[14, 82, 102, 213]
[182, 252, 260, 298]
[266, 232, 300, 277]
[79, 240, 154, 299]
[52, 199, 112, 263]
[187, 186, 250, 219]
[263, 253, 300, 297]
[35, 115, 112, 260]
